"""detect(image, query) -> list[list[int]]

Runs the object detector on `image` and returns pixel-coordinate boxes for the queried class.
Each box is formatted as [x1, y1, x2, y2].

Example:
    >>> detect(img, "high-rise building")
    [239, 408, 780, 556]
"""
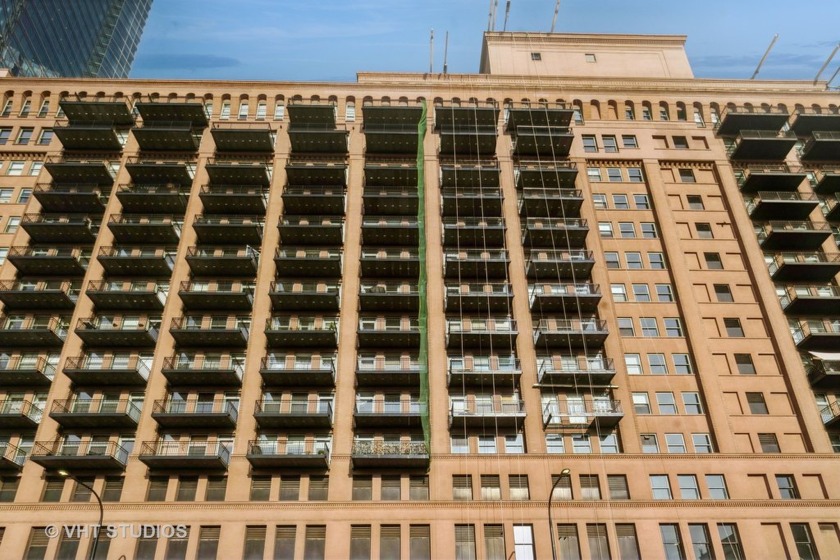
[0, 0, 152, 78]
[0, 31, 838, 559]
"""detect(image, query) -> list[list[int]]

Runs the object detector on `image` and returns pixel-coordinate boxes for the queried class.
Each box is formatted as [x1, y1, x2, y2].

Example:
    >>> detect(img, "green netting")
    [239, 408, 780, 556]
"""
[416, 100, 430, 451]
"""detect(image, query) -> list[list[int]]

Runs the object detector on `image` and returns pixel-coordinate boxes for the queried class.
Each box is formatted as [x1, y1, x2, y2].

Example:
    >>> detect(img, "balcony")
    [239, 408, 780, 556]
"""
[50, 399, 140, 429]
[441, 188, 502, 217]
[358, 319, 421, 348]
[542, 400, 624, 429]
[0, 399, 42, 429]
[98, 246, 175, 276]
[779, 286, 840, 315]
[354, 401, 425, 428]
[254, 400, 333, 428]
[283, 186, 346, 216]
[0, 355, 56, 386]
[58, 99, 134, 126]
[737, 166, 807, 193]
[727, 130, 797, 161]
[260, 356, 336, 386]
[0, 316, 68, 347]
[53, 121, 125, 151]
[199, 185, 268, 214]
[819, 401, 840, 429]
[193, 215, 263, 245]
[447, 358, 521, 386]
[362, 105, 423, 154]
[533, 318, 609, 348]
[0, 280, 79, 310]
[246, 440, 330, 469]
[107, 215, 181, 244]
[508, 106, 574, 129]
[205, 160, 271, 185]
[186, 246, 259, 277]
[440, 165, 500, 189]
[286, 162, 347, 186]
[169, 317, 249, 348]
[115, 184, 189, 213]
[360, 249, 419, 278]
[525, 250, 595, 279]
[518, 188, 583, 218]
[351, 440, 429, 469]
[356, 358, 420, 386]
[800, 131, 840, 162]
[278, 216, 344, 245]
[443, 250, 509, 279]
[445, 283, 512, 313]
[45, 160, 116, 185]
[715, 107, 790, 137]
[265, 317, 338, 348]
[139, 440, 231, 470]
[0, 442, 27, 471]
[361, 217, 419, 246]
[449, 400, 525, 429]
[132, 121, 201, 151]
[269, 282, 340, 311]
[768, 252, 840, 282]
[8, 246, 89, 276]
[807, 354, 840, 388]
[85, 281, 167, 310]
[821, 194, 840, 222]
[33, 184, 108, 213]
[746, 191, 819, 220]
[790, 110, 840, 136]
[529, 283, 601, 313]
[276, 248, 342, 278]
[21, 214, 98, 243]
[125, 159, 194, 185]
[359, 283, 418, 312]
[288, 116, 348, 154]
[791, 320, 840, 350]
[521, 217, 588, 247]
[30, 439, 130, 471]
[442, 217, 505, 247]
[75, 317, 159, 347]
[161, 354, 244, 386]
[178, 281, 254, 311]
[536, 357, 616, 386]
[813, 170, 840, 194]
[151, 400, 239, 429]
[756, 221, 831, 251]
[516, 164, 578, 189]
[436, 106, 499, 156]
[365, 163, 416, 188]
[445, 319, 517, 349]
[63, 355, 150, 386]
[211, 122, 275, 153]
[511, 126, 574, 157]
[364, 187, 417, 216]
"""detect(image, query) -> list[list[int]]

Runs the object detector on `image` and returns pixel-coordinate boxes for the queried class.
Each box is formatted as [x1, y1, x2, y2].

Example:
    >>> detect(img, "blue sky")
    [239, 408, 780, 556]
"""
[131, 0, 840, 83]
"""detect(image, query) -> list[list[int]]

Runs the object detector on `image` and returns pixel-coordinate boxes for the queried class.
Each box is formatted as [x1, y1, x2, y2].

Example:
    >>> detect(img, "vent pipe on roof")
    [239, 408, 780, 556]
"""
[750, 34, 778, 79]
[814, 43, 840, 85]
[550, 0, 562, 33]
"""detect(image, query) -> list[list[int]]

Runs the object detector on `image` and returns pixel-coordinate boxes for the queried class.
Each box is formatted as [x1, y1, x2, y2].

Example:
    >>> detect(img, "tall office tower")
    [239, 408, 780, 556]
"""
[0, 0, 152, 78]
[0, 31, 839, 559]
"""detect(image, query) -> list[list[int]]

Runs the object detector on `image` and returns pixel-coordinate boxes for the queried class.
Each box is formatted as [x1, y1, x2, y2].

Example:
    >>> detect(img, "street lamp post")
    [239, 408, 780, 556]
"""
[548, 468, 571, 560]
[58, 469, 103, 560]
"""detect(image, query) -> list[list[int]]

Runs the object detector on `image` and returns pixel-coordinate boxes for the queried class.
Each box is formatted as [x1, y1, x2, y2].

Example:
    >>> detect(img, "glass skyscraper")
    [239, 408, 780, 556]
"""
[0, 0, 152, 78]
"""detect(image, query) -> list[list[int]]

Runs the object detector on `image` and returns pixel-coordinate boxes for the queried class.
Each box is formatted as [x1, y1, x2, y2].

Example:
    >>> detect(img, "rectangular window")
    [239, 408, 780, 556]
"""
[626, 252, 643, 269]
[197, 526, 220, 560]
[673, 136, 689, 149]
[611, 284, 627, 302]
[4, 216, 20, 233]
[633, 194, 650, 209]
[640, 317, 659, 337]
[556, 525, 581, 559]
[673, 353, 693, 374]
[622, 135, 638, 148]
[641, 434, 659, 453]
[480, 475, 501, 500]
[71, 476, 94, 502]
[791, 523, 818, 560]
[220, 101, 231, 119]
[682, 392, 703, 414]
[693, 433, 714, 453]
[687, 195, 704, 210]
[627, 168, 643, 182]
[706, 474, 729, 499]
[776, 475, 799, 499]
[656, 392, 677, 414]
[632, 392, 651, 414]
[624, 354, 642, 375]
[607, 167, 623, 182]
[478, 436, 496, 454]
[599, 222, 614, 238]
[381, 475, 401, 501]
[274, 526, 296, 560]
[238, 101, 249, 120]
[688, 524, 712, 560]
[747, 392, 769, 414]
[243, 526, 266, 560]
[274, 102, 285, 120]
[276, 475, 299, 501]
[409, 525, 431, 560]
[0, 476, 19, 502]
[580, 475, 601, 500]
[531, 52, 542, 61]
[551, 474, 573, 500]
[660, 524, 685, 560]
[616, 524, 641, 560]
[147, 476, 168, 501]
[7, 161, 24, 175]
[587, 524, 610, 560]
[704, 252, 723, 269]
[735, 354, 755, 374]
[509, 475, 529, 500]
[205, 476, 226, 501]
[695, 223, 713, 239]
[718, 524, 745, 560]
[724, 318, 744, 337]
[454, 524, 476, 560]
[592, 193, 607, 209]
[679, 169, 696, 183]
[37, 128, 53, 145]
[255, 101, 267, 120]
[177, 476, 198, 501]
[410, 476, 429, 500]
[353, 476, 372, 500]
[308, 476, 328, 501]
[655, 284, 674, 302]
[608, 475, 629, 499]
[582, 135, 598, 152]
[664, 318, 683, 337]
[484, 525, 505, 560]
[350, 525, 371, 560]
[304, 526, 327, 560]
[15, 128, 33, 145]
[587, 167, 602, 182]
[665, 433, 686, 453]
[612, 194, 630, 209]
[513, 525, 535, 560]
[678, 475, 700, 499]
[618, 222, 636, 238]
[714, 284, 733, 302]
[650, 475, 672, 499]
[0, 127, 11, 144]
[640, 222, 657, 238]
[632, 284, 651, 302]
[600, 433, 619, 453]
[546, 434, 565, 453]
[618, 318, 635, 336]
[605, 252, 620, 269]
[17, 188, 32, 203]
[250, 476, 271, 501]
[648, 252, 666, 269]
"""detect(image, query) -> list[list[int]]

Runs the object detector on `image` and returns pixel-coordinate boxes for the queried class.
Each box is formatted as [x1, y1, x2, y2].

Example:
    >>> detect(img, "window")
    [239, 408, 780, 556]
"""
[274, 102, 285, 120]
[29, 161, 42, 176]
[167, 526, 190, 559]
[136, 534, 159, 558]
[243, 526, 266, 560]
[747, 392, 768, 414]
[650, 475, 672, 499]
[509, 475, 529, 500]
[353, 476, 373, 500]
[585, 53, 597, 62]
[308, 476, 328, 501]
[205, 476, 226, 501]
[665, 433, 686, 453]
[276, 475, 298, 501]
[633, 194, 650, 209]
[484, 525, 505, 560]
[689, 524, 712, 560]
[607, 168, 622, 182]
[626, 252, 643, 269]
[679, 169, 696, 183]
[618, 222, 635, 238]
[147, 476, 168, 501]
[255, 101, 267, 120]
[250, 476, 270, 501]
[37, 128, 53, 145]
[640, 222, 657, 238]
[586, 524, 610, 560]
[0, 188, 12, 203]
[673, 136, 688, 149]
[627, 167, 643, 182]
[478, 436, 496, 454]
[713, 284, 733, 302]
[480, 475, 501, 500]
[611, 284, 627, 302]
[694, 223, 713, 239]
[580, 475, 601, 500]
[615, 525, 640, 560]
[350, 525, 371, 560]
[454, 524, 476, 560]
[410, 476, 429, 500]
[618, 318, 635, 336]
[724, 318, 744, 337]
[776, 475, 799, 499]
[608, 475, 629, 499]
[641, 434, 659, 453]
[624, 354, 642, 375]
[15, 127, 33, 145]
[654, 284, 673, 302]
[0, 248, 9, 264]
[660, 524, 685, 560]
[673, 354, 693, 374]
[640, 317, 659, 337]
[572, 434, 591, 453]
[0, 476, 19, 502]
[646, 353, 668, 375]
[513, 525, 535, 560]
[612, 194, 630, 209]
[692, 433, 714, 453]
[704, 252, 723, 269]
[530, 52, 542, 61]
[682, 392, 703, 414]
[678, 475, 700, 499]
[592, 193, 607, 209]
[378, 475, 399, 501]
[556, 525, 581, 559]
[7, 161, 24, 176]
[220, 101, 231, 119]
[599, 222, 614, 238]
[546, 434, 565, 453]
[4, 216, 20, 233]
[648, 252, 666, 269]
[735, 354, 755, 374]
[605, 252, 620, 269]
[274, 526, 296, 560]
[600, 433, 619, 453]
[642, 106, 652, 120]
[0, 127, 10, 144]
[657, 392, 677, 414]
[664, 318, 683, 337]
[791, 523, 818, 560]
[409, 525, 431, 560]
[551, 473, 572, 500]
[687, 195, 704, 210]
[706, 474, 729, 499]
[622, 135, 638, 148]
[587, 167, 602, 182]
[17, 188, 32, 203]
[718, 524, 745, 560]
[176, 476, 198, 501]
[632, 284, 651, 302]
[304, 526, 327, 560]
[197, 526, 220, 560]
[582, 135, 598, 152]
[633, 393, 651, 414]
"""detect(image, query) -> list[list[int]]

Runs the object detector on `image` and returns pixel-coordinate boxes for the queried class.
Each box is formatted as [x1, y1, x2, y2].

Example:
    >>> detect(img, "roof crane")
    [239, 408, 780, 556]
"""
[814, 43, 840, 85]
[750, 34, 779, 79]
[502, 0, 511, 32]
[550, 0, 561, 33]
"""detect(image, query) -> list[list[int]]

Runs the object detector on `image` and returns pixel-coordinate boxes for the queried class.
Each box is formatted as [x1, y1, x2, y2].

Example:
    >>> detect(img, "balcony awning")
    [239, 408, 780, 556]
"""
[809, 351, 840, 361]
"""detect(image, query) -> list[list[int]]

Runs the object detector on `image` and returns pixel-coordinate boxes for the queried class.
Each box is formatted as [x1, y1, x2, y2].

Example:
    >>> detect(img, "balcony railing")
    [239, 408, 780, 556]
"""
[536, 357, 616, 385]
[246, 439, 330, 468]
[139, 440, 231, 468]
[260, 356, 336, 386]
[50, 398, 141, 426]
[7, 246, 90, 276]
[0, 280, 80, 309]
[542, 400, 624, 428]
[0, 399, 43, 426]
[450, 399, 525, 427]
[819, 400, 840, 426]
[790, 320, 840, 349]
[351, 440, 429, 468]
[0, 355, 56, 385]
[30, 439, 130, 469]
[161, 354, 244, 384]
[63, 354, 150, 385]
[0, 442, 27, 469]
[152, 399, 239, 424]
